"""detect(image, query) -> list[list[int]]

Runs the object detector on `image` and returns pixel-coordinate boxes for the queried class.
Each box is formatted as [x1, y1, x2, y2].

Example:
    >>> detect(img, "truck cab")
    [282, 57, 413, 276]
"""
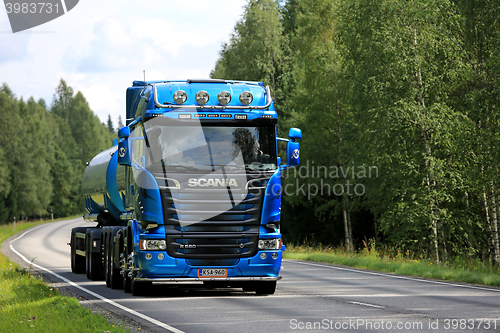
[72, 79, 302, 296]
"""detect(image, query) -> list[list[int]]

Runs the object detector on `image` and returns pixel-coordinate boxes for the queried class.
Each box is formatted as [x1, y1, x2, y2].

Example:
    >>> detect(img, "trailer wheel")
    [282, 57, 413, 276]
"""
[122, 229, 132, 293]
[123, 270, 132, 293]
[89, 229, 103, 281]
[103, 227, 111, 287]
[70, 227, 87, 274]
[253, 281, 276, 295]
[85, 229, 92, 279]
[109, 230, 123, 289]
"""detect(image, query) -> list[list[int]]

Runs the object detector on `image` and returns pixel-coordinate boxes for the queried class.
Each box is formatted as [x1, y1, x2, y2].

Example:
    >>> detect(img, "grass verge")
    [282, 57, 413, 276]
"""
[283, 244, 500, 287]
[0, 218, 132, 333]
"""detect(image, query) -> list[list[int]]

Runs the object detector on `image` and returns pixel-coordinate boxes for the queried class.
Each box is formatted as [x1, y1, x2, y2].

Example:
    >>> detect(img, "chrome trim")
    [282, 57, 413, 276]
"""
[134, 276, 282, 282]
[155, 177, 181, 189]
[245, 178, 270, 190]
[152, 84, 273, 110]
[120, 211, 134, 221]
[75, 232, 86, 239]
[83, 214, 98, 222]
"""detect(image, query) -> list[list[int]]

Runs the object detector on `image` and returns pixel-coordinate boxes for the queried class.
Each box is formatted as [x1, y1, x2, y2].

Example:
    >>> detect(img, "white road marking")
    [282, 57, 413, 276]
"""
[348, 301, 385, 309]
[9, 225, 186, 333]
[284, 259, 500, 293]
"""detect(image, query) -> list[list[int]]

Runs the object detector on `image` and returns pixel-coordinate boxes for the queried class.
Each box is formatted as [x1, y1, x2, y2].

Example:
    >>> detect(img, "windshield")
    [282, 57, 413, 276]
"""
[136, 118, 276, 173]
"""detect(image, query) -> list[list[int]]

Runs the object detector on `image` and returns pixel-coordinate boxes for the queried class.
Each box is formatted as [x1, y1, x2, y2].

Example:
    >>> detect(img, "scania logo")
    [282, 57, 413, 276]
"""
[118, 147, 126, 158]
[179, 244, 197, 249]
[187, 178, 238, 187]
[292, 149, 300, 160]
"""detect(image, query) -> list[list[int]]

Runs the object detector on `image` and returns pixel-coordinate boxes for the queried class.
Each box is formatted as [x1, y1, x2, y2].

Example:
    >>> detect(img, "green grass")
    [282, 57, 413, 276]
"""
[283, 243, 500, 287]
[0, 218, 135, 333]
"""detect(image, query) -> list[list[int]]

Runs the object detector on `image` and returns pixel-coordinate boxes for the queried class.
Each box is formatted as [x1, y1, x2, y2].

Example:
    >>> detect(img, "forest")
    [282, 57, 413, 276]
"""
[211, 0, 500, 263]
[0, 80, 116, 222]
[1, 0, 499, 265]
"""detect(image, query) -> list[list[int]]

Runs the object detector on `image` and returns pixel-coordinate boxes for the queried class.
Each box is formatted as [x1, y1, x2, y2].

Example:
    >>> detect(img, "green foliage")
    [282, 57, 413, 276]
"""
[0, 80, 114, 223]
[106, 114, 114, 133]
[212, 0, 500, 263]
[284, 244, 500, 287]
[0, 221, 131, 332]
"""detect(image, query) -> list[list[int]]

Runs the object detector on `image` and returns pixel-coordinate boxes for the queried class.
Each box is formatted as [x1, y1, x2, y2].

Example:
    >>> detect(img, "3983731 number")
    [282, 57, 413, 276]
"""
[443, 319, 497, 330]
[5, 2, 59, 14]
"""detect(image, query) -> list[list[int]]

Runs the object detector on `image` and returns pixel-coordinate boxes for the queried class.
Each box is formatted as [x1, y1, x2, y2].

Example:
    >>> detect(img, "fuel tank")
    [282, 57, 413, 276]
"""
[82, 146, 126, 222]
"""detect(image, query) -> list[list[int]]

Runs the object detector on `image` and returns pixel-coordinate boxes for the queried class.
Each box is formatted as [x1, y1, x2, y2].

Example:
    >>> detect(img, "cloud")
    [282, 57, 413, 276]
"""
[0, 11, 31, 62]
[0, 0, 247, 128]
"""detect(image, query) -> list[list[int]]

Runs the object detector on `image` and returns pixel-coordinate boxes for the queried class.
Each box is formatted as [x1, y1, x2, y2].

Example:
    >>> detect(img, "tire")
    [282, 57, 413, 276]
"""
[131, 280, 151, 296]
[122, 229, 132, 293]
[85, 229, 92, 279]
[109, 230, 123, 289]
[123, 267, 132, 293]
[89, 229, 103, 281]
[254, 281, 276, 295]
[242, 284, 253, 292]
[70, 227, 87, 274]
[103, 227, 111, 287]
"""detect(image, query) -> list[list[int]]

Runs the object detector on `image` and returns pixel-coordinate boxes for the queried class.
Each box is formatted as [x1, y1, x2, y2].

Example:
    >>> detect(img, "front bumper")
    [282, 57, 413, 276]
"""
[135, 276, 281, 282]
[133, 250, 283, 279]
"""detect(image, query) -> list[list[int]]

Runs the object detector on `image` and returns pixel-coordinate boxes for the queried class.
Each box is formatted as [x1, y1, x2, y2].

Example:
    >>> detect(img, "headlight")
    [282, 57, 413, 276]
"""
[239, 91, 253, 105]
[173, 90, 187, 105]
[140, 239, 167, 251]
[217, 91, 231, 105]
[258, 238, 281, 250]
[195, 90, 209, 105]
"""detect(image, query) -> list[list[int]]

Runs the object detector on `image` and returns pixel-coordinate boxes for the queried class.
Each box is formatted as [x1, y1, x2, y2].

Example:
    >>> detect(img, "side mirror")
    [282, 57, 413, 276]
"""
[287, 141, 300, 167]
[288, 128, 302, 141]
[118, 126, 130, 139]
[286, 127, 302, 167]
[118, 126, 131, 165]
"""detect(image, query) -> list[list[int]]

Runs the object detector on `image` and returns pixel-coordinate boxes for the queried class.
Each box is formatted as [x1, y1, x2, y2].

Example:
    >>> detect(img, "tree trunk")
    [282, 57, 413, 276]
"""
[482, 187, 493, 260]
[490, 182, 500, 263]
[343, 194, 353, 252]
[414, 27, 439, 262]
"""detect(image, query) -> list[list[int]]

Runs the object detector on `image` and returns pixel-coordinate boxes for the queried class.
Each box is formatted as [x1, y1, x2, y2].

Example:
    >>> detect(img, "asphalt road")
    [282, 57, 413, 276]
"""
[4, 218, 500, 333]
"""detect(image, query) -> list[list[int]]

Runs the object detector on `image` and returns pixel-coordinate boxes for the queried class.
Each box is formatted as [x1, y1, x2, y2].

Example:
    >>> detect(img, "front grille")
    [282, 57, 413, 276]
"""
[160, 184, 266, 259]
[186, 259, 239, 266]
[164, 223, 259, 259]
[162, 190, 261, 224]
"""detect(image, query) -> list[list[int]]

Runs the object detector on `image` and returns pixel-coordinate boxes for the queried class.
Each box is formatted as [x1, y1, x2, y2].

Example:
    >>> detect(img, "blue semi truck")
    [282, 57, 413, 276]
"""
[70, 79, 302, 296]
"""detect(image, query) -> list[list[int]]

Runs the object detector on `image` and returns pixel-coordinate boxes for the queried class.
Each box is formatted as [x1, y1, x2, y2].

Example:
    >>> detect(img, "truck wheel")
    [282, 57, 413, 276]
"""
[109, 231, 123, 289]
[131, 280, 151, 296]
[103, 227, 111, 287]
[123, 267, 132, 293]
[89, 229, 103, 281]
[122, 229, 132, 293]
[85, 229, 92, 279]
[254, 281, 276, 295]
[70, 227, 87, 274]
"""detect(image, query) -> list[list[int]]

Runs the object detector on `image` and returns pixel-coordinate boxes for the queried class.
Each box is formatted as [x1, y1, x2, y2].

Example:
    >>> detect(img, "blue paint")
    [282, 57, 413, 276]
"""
[81, 79, 303, 291]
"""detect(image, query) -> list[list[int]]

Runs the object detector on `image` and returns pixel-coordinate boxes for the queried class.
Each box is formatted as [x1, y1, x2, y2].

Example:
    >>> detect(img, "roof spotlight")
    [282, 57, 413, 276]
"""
[173, 90, 187, 105]
[217, 91, 231, 106]
[239, 91, 253, 106]
[195, 90, 209, 105]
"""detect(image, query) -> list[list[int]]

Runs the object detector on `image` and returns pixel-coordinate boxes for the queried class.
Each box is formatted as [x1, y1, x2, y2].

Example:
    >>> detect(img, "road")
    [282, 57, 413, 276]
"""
[4, 218, 500, 333]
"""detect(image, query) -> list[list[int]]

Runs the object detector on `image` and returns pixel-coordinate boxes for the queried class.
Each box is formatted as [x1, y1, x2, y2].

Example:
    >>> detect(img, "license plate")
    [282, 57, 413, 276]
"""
[198, 268, 227, 278]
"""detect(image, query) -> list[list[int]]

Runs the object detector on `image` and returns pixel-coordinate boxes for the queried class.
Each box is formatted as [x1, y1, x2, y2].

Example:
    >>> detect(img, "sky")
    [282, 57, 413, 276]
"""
[0, 0, 247, 128]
